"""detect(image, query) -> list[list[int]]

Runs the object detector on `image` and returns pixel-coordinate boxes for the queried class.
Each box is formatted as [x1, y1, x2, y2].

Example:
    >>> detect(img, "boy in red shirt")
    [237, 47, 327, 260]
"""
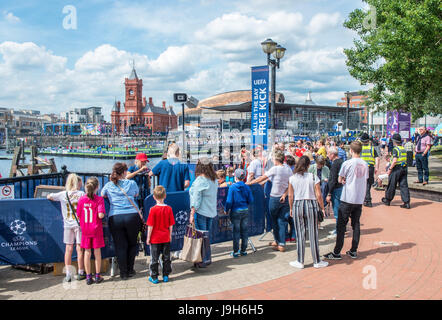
[146, 185, 175, 284]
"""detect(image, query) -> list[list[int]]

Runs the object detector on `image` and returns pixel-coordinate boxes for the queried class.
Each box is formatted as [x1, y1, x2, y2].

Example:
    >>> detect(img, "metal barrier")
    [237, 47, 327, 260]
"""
[0, 172, 152, 200]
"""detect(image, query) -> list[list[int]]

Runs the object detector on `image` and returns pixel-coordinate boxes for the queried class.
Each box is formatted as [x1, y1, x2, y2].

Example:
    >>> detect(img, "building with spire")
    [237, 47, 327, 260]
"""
[111, 64, 177, 135]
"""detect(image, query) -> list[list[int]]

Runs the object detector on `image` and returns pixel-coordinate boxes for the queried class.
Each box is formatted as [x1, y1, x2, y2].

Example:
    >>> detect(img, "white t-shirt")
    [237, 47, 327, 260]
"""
[49, 190, 85, 228]
[248, 158, 263, 179]
[339, 158, 369, 204]
[265, 164, 293, 197]
[289, 172, 320, 200]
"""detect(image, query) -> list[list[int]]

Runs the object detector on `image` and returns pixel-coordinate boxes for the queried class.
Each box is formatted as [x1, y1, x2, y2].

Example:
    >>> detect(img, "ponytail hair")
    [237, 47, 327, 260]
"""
[111, 162, 128, 185]
[85, 177, 99, 200]
[294, 155, 311, 175]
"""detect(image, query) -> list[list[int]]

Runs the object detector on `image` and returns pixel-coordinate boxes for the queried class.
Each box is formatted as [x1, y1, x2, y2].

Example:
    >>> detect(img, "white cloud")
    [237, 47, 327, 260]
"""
[3, 11, 20, 23]
[307, 12, 342, 35]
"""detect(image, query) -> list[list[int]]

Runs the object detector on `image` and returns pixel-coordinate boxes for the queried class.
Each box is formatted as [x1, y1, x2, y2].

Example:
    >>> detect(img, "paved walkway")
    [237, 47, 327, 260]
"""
[1, 190, 440, 300]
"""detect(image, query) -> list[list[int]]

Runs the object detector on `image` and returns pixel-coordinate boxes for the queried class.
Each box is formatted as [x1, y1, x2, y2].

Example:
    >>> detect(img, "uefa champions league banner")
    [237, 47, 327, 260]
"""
[251, 66, 269, 150]
[143, 185, 266, 254]
[0, 199, 115, 265]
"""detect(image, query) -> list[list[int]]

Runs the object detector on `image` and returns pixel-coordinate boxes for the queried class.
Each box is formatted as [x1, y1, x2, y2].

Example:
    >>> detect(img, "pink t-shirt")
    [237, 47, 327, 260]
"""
[77, 195, 105, 238]
[415, 135, 432, 153]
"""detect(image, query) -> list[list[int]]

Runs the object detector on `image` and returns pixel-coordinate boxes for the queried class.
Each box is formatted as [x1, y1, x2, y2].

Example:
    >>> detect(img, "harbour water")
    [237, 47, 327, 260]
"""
[0, 149, 161, 178]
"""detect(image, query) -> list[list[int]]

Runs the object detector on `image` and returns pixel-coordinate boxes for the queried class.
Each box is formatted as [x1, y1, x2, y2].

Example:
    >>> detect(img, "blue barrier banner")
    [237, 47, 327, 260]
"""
[0, 199, 115, 265]
[251, 66, 269, 150]
[143, 184, 265, 254]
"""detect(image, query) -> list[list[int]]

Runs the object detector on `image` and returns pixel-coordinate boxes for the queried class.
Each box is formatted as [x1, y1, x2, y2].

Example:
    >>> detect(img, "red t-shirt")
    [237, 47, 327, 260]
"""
[77, 195, 105, 238]
[146, 204, 175, 244]
[295, 148, 306, 158]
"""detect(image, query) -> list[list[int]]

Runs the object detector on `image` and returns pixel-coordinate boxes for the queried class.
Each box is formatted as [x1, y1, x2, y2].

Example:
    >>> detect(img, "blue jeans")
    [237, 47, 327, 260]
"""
[269, 196, 289, 246]
[284, 213, 296, 240]
[415, 153, 429, 182]
[331, 187, 343, 220]
[230, 209, 248, 253]
[194, 213, 213, 267]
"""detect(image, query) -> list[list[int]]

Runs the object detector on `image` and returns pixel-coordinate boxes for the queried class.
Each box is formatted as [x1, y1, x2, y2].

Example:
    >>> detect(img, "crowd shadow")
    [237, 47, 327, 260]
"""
[326, 242, 417, 266]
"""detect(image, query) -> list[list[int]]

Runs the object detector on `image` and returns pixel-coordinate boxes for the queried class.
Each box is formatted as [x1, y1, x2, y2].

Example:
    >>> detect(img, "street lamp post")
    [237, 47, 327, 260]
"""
[261, 39, 286, 149]
[345, 91, 351, 132]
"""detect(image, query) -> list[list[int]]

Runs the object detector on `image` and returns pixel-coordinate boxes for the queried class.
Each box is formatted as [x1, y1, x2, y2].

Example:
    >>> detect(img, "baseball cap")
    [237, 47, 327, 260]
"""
[234, 168, 246, 180]
[135, 153, 149, 162]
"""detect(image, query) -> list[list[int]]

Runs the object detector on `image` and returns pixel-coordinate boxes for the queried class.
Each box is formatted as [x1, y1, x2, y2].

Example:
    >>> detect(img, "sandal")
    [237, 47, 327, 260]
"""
[269, 241, 278, 247]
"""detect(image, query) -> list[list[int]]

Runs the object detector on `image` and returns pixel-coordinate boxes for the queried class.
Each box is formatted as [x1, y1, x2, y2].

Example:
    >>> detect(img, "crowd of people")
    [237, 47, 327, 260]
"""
[45, 126, 435, 284]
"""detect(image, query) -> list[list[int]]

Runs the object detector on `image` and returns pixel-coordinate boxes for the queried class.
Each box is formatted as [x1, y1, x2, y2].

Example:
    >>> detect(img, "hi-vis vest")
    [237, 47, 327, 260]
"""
[361, 145, 375, 166]
[392, 146, 407, 167]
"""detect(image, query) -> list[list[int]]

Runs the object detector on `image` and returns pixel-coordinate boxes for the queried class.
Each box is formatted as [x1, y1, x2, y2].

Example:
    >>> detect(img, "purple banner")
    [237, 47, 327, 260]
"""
[386, 111, 398, 138]
[398, 112, 411, 140]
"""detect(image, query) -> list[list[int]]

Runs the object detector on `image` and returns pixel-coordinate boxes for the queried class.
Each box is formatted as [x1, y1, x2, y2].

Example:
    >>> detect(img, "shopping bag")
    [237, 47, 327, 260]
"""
[199, 230, 212, 267]
[179, 224, 203, 263]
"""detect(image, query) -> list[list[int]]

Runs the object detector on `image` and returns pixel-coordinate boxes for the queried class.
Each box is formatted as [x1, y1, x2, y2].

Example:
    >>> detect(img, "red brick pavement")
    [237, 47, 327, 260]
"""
[185, 191, 442, 300]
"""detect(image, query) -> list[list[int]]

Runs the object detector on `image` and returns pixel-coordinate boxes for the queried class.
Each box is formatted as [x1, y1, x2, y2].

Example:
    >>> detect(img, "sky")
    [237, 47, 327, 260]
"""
[0, 0, 369, 121]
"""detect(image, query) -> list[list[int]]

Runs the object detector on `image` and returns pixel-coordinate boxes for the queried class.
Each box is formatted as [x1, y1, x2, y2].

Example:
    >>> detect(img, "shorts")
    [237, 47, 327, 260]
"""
[64, 226, 81, 245]
[81, 235, 105, 249]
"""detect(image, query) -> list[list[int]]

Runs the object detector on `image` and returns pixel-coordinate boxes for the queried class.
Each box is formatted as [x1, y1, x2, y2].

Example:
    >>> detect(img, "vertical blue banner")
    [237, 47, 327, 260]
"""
[251, 66, 269, 150]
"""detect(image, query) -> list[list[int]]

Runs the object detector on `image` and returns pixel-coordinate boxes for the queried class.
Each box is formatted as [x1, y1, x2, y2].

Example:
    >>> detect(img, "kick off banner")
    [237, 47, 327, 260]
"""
[251, 66, 269, 150]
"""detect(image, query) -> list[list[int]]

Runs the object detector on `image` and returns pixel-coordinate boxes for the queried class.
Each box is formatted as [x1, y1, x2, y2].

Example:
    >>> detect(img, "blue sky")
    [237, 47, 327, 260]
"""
[0, 0, 368, 121]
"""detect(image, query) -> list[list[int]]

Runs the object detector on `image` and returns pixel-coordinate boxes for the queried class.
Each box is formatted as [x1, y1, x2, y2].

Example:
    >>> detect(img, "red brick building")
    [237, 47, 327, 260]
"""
[337, 91, 369, 126]
[111, 66, 177, 135]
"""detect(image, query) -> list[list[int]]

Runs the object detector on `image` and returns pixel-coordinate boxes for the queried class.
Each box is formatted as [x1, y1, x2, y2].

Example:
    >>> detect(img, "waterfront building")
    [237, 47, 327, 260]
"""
[111, 66, 177, 135]
[177, 90, 362, 135]
[64, 106, 104, 124]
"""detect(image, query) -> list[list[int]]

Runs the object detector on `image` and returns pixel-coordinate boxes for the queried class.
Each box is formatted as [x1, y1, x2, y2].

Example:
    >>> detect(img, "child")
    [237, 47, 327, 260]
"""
[76, 177, 106, 285]
[224, 169, 254, 258]
[47, 173, 86, 282]
[226, 167, 235, 185]
[216, 169, 228, 187]
[146, 185, 175, 284]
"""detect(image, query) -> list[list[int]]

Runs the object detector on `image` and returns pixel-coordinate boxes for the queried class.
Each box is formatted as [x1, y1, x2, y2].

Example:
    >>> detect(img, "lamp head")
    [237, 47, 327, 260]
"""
[261, 38, 277, 55]
[273, 45, 286, 60]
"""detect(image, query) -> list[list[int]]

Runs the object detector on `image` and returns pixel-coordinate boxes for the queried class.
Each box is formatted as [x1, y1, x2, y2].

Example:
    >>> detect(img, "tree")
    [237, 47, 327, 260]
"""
[344, 0, 442, 120]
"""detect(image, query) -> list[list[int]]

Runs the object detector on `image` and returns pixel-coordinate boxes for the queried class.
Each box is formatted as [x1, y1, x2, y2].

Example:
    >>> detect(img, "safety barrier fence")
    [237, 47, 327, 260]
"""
[0, 185, 266, 265]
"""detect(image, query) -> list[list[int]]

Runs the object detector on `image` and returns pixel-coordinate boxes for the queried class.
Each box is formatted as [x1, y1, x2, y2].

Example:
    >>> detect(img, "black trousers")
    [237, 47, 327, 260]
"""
[334, 201, 362, 254]
[364, 166, 375, 203]
[406, 151, 414, 167]
[109, 213, 140, 277]
[385, 166, 410, 203]
[150, 243, 172, 279]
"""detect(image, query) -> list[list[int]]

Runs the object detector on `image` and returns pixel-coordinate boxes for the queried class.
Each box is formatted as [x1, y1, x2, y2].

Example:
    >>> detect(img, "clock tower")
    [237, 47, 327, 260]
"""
[124, 63, 143, 115]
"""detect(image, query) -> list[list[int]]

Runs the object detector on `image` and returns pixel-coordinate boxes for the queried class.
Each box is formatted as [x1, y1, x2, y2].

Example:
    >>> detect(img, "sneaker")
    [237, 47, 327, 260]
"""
[76, 272, 86, 281]
[95, 275, 104, 284]
[346, 250, 358, 259]
[381, 197, 390, 206]
[230, 251, 240, 258]
[400, 203, 411, 209]
[313, 261, 329, 268]
[63, 274, 72, 283]
[148, 277, 159, 284]
[289, 261, 304, 269]
[323, 252, 342, 260]
[163, 276, 169, 283]
[290, 238, 296, 242]
[327, 233, 337, 239]
[120, 274, 129, 281]
[364, 201, 373, 207]
[86, 276, 94, 285]
[240, 251, 248, 256]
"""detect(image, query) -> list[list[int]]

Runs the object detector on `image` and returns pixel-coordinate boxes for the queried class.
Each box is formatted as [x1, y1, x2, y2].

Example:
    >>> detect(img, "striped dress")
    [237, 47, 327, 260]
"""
[289, 172, 321, 265]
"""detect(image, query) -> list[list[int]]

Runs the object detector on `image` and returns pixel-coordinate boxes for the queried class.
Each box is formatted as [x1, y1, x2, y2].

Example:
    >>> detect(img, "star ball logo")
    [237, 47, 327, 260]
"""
[175, 210, 188, 225]
[1, 219, 37, 251]
[10, 220, 26, 235]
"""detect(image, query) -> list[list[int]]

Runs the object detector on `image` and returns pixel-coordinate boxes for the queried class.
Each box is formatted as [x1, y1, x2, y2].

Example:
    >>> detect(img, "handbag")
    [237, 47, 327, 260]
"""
[179, 223, 203, 263]
[116, 182, 147, 233]
[311, 173, 324, 222]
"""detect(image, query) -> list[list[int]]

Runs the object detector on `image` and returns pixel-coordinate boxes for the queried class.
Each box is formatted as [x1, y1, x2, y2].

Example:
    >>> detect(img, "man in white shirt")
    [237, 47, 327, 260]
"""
[324, 140, 368, 260]
[247, 148, 264, 182]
